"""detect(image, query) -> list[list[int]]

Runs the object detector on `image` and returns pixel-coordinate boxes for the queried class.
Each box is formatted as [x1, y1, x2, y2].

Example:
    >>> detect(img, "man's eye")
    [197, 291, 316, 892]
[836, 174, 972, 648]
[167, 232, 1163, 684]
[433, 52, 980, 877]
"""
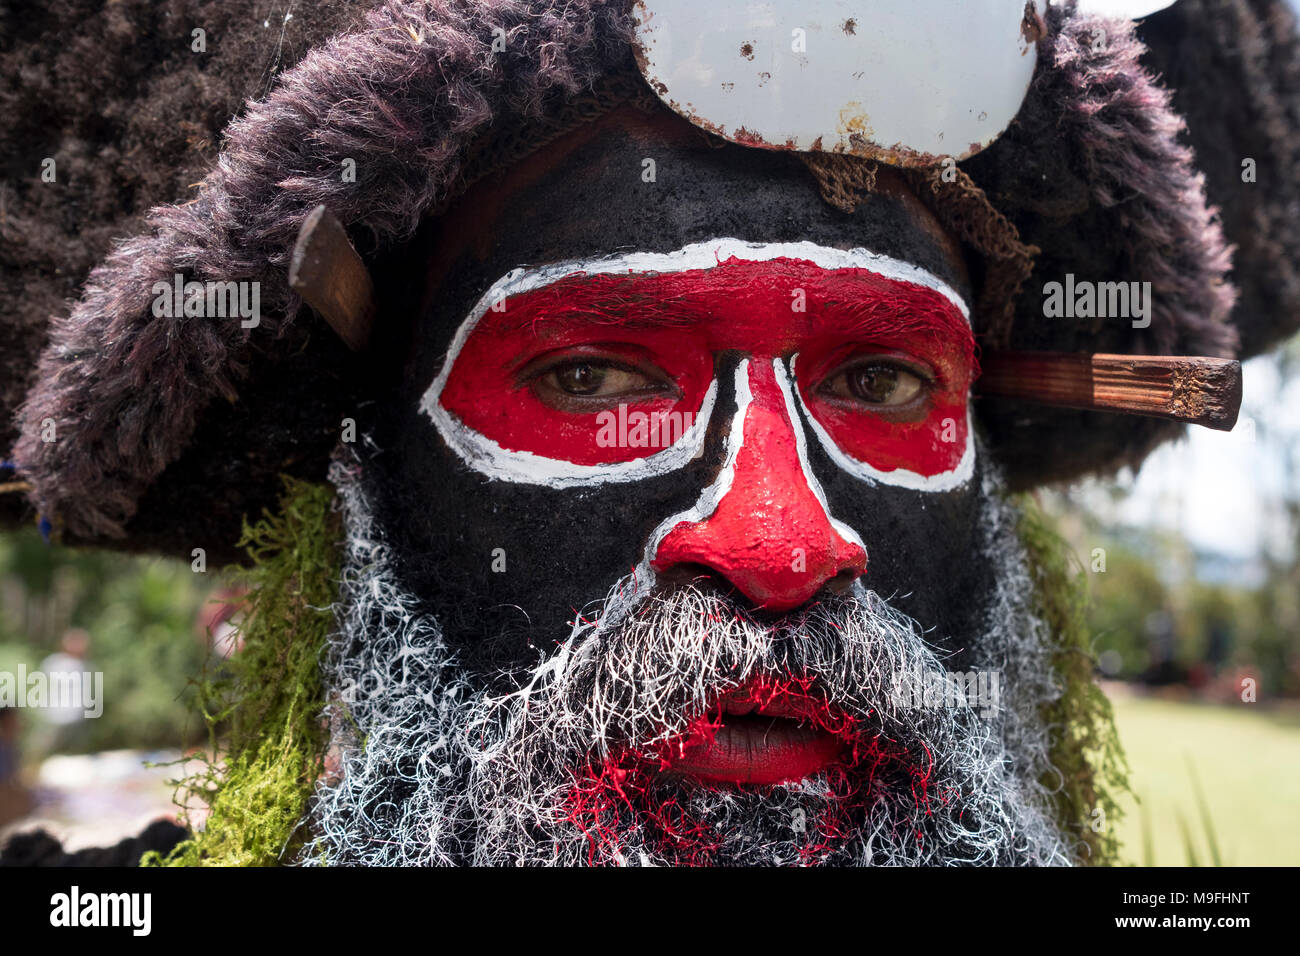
[540, 360, 663, 398]
[822, 362, 928, 407]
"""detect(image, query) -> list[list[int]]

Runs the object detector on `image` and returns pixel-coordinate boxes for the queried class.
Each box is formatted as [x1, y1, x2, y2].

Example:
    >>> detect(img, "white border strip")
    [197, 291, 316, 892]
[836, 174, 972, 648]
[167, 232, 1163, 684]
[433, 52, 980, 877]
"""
[617, 360, 757, 614]
[790, 353, 975, 492]
[427, 378, 717, 487]
[642, 360, 754, 562]
[771, 358, 868, 550]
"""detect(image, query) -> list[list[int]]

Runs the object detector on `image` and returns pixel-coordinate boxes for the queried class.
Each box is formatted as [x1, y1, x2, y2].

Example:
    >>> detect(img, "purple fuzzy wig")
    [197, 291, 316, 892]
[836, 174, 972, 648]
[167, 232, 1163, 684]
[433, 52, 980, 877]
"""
[2, 0, 1295, 552]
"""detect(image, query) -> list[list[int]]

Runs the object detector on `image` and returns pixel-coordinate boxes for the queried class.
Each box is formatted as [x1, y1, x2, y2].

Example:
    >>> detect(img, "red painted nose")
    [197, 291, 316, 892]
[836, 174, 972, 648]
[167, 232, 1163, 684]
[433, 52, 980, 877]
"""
[652, 360, 867, 613]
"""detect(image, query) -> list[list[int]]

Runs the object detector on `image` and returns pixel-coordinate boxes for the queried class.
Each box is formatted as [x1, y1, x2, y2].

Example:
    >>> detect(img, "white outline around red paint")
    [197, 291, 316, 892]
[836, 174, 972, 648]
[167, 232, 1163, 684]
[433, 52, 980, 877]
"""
[770, 357, 868, 552]
[791, 353, 977, 493]
[420, 239, 974, 491]
[631, 357, 865, 610]
[641, 359, 755, 562]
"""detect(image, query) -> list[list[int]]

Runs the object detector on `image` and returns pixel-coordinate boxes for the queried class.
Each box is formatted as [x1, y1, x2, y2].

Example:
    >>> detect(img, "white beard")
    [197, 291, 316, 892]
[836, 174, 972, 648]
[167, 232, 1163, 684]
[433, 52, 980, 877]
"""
[303, 451, 1072, 866]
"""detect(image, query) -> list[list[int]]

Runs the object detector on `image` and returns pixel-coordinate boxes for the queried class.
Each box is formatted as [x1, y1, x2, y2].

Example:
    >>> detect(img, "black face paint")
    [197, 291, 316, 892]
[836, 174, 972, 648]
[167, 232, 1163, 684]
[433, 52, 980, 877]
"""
[357, 107, 992, 686]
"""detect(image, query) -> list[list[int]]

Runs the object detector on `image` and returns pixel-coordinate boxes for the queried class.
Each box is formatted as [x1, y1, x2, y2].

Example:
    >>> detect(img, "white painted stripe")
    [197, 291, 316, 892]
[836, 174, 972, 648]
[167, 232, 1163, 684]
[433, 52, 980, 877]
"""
[425, 377, 717, 487]
[641, 360, 753, 566]
[618, 359, 755, 613]
[790, 353, 975, 492]
[770, 357, 868, 552]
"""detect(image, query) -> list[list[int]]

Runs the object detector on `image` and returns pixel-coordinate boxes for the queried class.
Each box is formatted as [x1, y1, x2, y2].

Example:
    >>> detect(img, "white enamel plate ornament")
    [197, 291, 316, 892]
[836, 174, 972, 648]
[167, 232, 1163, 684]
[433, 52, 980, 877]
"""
[632, 0, 1046, 166]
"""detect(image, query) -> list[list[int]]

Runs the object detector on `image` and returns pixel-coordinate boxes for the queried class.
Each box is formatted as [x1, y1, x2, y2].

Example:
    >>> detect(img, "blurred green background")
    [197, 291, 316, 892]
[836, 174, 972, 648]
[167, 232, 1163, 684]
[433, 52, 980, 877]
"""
[1044, 333, 1300, 866]
[1109, 692, 1300, 866]
[0, 529, 214, 755]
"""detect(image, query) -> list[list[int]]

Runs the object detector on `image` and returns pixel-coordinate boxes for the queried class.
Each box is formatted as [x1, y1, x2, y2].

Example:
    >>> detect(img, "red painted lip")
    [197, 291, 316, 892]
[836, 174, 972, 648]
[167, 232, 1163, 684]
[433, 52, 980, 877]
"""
[659, 685, 850, 786]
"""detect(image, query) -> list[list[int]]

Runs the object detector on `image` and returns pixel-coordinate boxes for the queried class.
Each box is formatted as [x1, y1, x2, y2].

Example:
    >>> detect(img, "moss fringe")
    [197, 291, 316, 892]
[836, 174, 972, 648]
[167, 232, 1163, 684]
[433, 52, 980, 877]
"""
[1016, 495, 1130, 866]
[143, 478, 340, 867]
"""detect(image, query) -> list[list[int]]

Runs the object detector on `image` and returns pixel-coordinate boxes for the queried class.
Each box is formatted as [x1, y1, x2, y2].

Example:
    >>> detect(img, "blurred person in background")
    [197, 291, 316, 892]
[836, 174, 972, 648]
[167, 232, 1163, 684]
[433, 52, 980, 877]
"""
[31, 629, 95, 758]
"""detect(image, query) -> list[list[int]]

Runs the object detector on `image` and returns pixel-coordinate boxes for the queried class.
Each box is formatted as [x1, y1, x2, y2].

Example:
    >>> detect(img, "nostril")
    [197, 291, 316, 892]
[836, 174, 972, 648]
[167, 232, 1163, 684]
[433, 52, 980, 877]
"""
[825, 567, 861, 595]
[655, 562, 721, 590]
[654, 564, 756, 608]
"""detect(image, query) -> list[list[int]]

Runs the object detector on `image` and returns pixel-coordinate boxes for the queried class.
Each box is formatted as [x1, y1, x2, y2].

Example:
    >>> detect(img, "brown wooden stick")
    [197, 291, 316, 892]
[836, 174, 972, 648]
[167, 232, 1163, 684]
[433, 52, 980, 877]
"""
[977, 351, 1242, 431]
[288, 205, 376, 351]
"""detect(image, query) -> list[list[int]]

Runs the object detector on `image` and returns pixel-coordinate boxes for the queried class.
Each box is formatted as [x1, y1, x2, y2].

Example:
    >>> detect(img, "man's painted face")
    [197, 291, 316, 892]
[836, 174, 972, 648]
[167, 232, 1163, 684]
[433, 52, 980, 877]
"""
[373, 111, 998, 679]
[423, 240, 978, 624]
[313, 110, 1066, 865]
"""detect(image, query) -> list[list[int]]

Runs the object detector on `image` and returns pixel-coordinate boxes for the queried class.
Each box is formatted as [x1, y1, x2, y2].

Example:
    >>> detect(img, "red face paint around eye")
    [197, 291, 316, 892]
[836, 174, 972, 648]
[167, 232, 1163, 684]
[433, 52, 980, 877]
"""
[791, 276, 978, 481]
[432, 249, 975, 483]
[439, 322, 714, 467]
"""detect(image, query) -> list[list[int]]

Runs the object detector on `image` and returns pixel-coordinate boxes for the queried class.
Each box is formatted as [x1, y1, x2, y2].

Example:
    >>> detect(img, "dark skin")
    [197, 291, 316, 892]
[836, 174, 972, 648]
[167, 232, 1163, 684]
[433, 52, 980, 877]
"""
[358, 105, 997, 688]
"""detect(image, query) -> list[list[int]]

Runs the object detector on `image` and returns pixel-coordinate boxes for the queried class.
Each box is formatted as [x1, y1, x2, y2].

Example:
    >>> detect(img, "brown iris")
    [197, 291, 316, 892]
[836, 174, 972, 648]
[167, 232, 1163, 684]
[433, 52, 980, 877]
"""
[527, 355, 676, 410]
[822, 361, 928, 407]
[850, 366, 901, 404]
[553, 362, 606, 395]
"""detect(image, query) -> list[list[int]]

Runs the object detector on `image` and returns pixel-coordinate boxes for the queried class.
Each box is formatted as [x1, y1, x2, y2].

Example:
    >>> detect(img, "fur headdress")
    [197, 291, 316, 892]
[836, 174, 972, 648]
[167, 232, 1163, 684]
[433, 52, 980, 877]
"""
[1, 0, 1297, 561]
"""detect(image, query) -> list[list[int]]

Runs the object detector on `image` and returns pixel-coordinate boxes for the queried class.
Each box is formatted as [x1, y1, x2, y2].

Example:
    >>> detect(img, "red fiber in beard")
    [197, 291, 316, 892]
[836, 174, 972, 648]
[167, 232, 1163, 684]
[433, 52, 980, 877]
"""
[561, 677, 944, 866]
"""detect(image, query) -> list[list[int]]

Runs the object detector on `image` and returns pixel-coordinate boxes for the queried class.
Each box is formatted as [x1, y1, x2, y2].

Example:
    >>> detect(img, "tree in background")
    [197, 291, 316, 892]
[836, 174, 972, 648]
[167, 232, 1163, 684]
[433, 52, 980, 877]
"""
[0, 527, 220, 759]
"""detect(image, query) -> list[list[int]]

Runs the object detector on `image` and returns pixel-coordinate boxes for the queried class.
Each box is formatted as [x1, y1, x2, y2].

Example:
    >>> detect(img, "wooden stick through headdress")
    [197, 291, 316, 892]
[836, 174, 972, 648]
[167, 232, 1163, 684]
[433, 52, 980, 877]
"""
[977, 352, 1242, 431]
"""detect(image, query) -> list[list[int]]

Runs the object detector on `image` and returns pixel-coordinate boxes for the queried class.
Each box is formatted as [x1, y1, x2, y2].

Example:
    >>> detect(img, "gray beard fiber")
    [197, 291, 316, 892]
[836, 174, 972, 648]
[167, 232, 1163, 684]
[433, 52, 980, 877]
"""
[303, 447, 1073, 866]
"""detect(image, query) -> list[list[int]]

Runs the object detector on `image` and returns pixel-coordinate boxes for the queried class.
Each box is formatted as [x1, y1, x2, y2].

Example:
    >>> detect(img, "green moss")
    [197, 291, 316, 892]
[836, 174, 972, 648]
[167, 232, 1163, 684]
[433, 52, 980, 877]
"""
[143, 478, 340, 867]
[1016, 495, 1130, 866]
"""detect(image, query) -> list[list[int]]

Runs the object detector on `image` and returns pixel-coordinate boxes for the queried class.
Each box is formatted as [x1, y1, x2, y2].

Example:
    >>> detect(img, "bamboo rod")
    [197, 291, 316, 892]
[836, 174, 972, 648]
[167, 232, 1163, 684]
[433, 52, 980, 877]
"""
[977, 351, 1242, 431]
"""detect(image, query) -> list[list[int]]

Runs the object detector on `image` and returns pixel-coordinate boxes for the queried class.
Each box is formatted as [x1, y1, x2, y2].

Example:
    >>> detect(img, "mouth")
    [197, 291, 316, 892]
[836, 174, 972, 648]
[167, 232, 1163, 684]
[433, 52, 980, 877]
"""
[657, 682, 851, 787]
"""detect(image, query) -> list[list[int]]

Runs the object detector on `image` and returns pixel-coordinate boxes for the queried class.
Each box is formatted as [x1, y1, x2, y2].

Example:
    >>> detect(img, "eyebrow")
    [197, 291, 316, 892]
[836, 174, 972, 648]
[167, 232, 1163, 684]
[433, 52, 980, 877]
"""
[813, 279, 975, 349]
[475, 272, 722, 333]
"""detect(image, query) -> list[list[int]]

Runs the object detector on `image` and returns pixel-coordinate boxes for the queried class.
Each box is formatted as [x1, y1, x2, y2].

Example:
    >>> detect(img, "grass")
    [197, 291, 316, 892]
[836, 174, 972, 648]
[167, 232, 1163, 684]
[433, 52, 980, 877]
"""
[1107, 687, 1300, 866]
